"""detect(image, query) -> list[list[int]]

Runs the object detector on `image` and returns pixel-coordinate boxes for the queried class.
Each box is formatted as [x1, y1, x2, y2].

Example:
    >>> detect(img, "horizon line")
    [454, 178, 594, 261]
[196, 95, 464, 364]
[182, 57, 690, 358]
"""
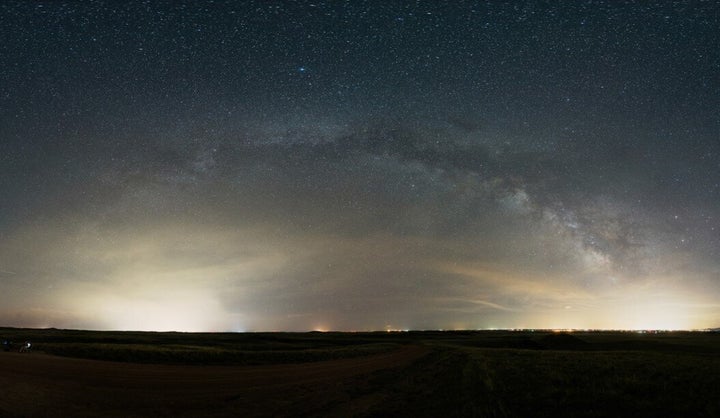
[1, 326, 718, 333]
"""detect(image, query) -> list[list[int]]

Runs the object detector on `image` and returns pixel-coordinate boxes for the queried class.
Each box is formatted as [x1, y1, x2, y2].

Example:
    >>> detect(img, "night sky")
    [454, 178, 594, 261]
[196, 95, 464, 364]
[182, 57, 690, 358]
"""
[1, 1, 719, 331]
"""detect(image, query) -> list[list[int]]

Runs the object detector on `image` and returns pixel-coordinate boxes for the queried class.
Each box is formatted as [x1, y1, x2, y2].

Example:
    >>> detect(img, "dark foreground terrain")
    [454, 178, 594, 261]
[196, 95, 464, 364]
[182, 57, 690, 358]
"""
[0, 328, 718, 417]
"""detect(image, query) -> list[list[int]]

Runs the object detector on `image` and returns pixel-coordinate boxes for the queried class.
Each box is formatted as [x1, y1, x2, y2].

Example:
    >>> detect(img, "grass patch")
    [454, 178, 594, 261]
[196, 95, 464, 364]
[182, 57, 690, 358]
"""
[35, 341, 399, 365]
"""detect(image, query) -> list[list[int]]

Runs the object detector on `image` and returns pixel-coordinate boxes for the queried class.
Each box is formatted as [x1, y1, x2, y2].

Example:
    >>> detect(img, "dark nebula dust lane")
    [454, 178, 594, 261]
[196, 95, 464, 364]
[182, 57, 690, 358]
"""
[1, 1, 719, 331]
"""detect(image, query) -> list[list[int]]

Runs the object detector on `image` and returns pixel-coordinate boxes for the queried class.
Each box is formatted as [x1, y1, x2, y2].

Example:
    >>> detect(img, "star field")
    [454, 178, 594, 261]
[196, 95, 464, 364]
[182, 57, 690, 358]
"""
[0, 1, 719, 331]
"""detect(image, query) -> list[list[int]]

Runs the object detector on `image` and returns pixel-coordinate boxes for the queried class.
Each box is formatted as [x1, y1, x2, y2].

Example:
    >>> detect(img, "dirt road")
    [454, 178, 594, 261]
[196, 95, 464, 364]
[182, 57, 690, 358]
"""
[0, 345, 428, 417]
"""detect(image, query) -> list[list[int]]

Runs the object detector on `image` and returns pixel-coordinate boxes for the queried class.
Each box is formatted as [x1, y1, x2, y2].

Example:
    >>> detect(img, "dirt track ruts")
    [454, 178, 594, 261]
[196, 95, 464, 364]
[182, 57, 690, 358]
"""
[0, 344, 429, 417]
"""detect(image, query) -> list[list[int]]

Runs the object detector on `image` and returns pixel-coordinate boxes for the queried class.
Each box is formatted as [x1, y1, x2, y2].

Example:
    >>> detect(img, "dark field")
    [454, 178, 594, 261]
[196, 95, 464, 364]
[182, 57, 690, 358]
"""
[1, 328, 719, 417]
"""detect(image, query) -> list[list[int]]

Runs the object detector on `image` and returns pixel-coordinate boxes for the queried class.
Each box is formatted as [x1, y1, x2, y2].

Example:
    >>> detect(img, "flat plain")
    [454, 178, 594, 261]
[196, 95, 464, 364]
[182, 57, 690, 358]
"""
[0, 328, 718, 417]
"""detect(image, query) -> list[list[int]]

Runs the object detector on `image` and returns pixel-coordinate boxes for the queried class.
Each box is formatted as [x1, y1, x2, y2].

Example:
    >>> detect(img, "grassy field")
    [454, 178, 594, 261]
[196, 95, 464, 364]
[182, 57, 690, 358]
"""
[1, 328, 719, 417]
[1, 328, 405, 364]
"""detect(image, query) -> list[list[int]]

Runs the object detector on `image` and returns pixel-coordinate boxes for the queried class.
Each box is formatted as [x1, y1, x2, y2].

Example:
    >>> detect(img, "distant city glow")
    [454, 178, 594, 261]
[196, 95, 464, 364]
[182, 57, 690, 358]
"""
[95, 290, 232, 332]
